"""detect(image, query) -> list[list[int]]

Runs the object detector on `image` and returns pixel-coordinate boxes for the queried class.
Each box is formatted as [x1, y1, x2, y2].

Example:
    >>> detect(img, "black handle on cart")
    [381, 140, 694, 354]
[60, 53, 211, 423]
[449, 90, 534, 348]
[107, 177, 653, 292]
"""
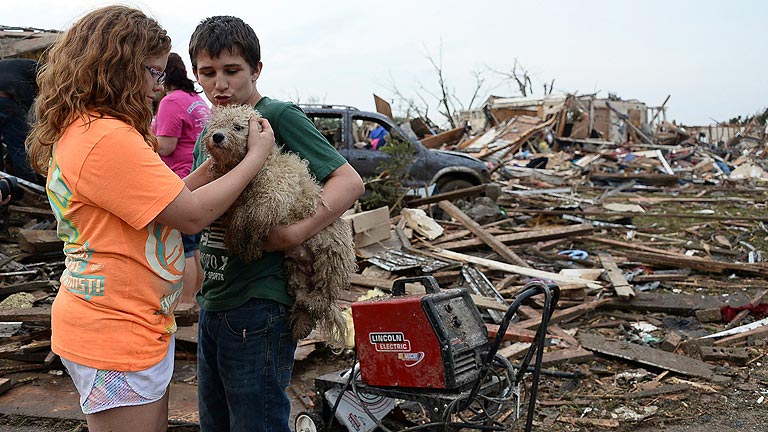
[391, 276, 441, 296]
[466, 280, 560, 432]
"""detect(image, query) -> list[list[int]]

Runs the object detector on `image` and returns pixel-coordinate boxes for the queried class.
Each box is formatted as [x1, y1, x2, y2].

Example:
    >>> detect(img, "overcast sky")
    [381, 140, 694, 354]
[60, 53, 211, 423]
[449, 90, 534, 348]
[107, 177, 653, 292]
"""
[4, 0, 767, 126]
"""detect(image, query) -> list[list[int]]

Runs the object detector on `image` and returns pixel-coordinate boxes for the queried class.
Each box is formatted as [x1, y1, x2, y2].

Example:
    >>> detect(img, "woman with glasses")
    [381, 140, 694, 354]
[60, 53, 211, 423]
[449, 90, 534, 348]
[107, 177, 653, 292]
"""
[25, 6, 274, 432]
[152, 52, 211, 307]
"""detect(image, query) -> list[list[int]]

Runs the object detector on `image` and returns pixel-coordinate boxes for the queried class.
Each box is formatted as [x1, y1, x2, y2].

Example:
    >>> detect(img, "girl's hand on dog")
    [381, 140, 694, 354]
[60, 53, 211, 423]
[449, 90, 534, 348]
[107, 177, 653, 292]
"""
[244, 116, 275, 163]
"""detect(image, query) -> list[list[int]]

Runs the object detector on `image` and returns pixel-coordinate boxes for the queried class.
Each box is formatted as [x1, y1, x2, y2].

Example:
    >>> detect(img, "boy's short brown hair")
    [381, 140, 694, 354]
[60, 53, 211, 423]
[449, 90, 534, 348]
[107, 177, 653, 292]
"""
[189, 16, 261, 71]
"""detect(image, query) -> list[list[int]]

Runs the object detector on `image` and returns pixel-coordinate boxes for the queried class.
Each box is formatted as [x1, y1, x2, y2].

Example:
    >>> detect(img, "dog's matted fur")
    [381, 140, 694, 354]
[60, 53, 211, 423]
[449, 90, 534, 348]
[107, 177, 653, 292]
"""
[201, 104, 356, 347]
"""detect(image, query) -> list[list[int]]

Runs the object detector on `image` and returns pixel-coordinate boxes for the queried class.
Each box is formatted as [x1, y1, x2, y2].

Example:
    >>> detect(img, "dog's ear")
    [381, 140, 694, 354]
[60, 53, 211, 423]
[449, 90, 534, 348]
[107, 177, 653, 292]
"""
[247, 111, 263, 133]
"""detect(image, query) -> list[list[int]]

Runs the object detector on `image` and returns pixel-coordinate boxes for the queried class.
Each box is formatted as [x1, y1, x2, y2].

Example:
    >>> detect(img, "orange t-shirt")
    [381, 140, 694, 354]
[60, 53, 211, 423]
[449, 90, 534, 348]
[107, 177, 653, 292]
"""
[48, 116, 186, 371]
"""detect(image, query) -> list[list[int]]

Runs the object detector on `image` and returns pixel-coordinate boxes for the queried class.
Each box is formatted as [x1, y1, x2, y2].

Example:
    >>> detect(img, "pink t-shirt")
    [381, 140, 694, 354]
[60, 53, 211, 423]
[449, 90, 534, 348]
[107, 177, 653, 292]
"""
[154, 89, 211, 178]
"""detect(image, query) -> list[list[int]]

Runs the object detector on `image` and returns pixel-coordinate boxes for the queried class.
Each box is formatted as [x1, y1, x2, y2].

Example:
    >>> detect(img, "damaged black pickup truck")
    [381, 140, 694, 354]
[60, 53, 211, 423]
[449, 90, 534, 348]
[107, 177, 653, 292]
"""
[300, 104, 491, 195]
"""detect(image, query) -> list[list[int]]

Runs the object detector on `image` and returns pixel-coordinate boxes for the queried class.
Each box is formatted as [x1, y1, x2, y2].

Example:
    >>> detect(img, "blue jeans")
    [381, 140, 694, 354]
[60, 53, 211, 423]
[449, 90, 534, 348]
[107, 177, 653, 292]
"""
[197, 298, 297, 432]
[0, 97, 38, 184]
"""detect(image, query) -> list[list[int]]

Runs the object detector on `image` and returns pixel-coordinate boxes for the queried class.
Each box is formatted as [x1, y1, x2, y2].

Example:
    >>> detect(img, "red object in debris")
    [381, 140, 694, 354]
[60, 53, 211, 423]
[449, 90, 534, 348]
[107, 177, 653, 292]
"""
[351, 277, 489, 389]
[721, 303, 768, 322]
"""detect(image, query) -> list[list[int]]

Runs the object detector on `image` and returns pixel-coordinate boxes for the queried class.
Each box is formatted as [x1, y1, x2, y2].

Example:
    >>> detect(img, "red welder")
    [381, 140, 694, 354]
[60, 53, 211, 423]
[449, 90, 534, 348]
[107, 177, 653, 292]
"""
[301, 277, 560, 432]
[352, 276, 489, 389]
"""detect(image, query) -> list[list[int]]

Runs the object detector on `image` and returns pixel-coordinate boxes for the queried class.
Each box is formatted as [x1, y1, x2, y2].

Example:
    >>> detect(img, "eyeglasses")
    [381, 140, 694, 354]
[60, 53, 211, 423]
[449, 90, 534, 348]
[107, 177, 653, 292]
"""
[145, 66, 166, 85]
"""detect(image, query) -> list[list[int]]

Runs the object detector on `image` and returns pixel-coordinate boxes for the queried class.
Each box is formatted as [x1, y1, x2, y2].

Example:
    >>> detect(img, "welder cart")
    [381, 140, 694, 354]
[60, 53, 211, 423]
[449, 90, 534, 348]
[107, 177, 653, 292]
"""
[295, 276, 560, 432]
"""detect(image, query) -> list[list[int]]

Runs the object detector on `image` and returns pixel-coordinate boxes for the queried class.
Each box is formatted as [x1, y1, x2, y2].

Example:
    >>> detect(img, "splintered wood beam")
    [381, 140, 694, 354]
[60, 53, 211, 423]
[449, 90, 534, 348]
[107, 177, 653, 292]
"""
[0, 280, 55, 298]
[432, 249, 603, 289]
[17, 229, 63, 254]
[540, 347, 593, 367]
[612, 291, 727, 316]
[438, 223, 593, 250]
[438, 200, 530, 268]
[516, 305, 579, 347]
[597, 252, 635, 299]
[510, 208, 768, 222]
[404, 185, 487, 207]
[586, 236, 768, 277]
[515, 298, 613, 330]
[0, 307, 51, 324]
[578, 332, 730, 383]
[485, 323, 537, 343]
[629, 250, 768, 277]
[350, 273, 395, 291]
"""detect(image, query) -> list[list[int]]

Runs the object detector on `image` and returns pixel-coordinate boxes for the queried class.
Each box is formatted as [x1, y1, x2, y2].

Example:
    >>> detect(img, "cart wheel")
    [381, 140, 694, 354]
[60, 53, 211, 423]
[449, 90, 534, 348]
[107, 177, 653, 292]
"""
[295, 411, 325, 432]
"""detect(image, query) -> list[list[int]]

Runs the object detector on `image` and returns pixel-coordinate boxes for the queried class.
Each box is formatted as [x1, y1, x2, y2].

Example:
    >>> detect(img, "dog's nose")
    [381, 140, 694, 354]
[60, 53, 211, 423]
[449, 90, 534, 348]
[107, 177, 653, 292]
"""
[212, 132, 225, 144]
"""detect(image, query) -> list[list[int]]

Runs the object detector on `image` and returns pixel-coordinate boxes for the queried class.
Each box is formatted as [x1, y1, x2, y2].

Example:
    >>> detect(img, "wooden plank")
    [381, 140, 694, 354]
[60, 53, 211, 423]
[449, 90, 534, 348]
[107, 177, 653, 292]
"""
[630, 250, 768, 277]
[713, 323, 768, 347]
[597, 252, 635, 299]
[0, 378, 11, 396]
[0, 306, 51, 324]
[350, 273, 394, 291]
[486, 323, 537, 343]
[540, 347, 593, 367]
[0, 281, 54, 299]
[409, 117, 432, 138]
[373, 94, 393, 119]
[497, 342, 531, 360]
[517, 305, 579, 347]
[432, 249, 602, 289]
[404, 184, 487, 208]
[17, 230, 62, 254]
[611, 291, 730, 315]
[8, 205, 53, 217]
[516, 298, 613, 330]
[587, 236, 768, 276]
[436, 223, 593, 250]
[578, 332, 730, 383]
[591, 173, 679, 186]
[420, 127, 465, 149]
[632, 273, 690, 282]
[510, 208, 768, 223]
[469, 294, 508, 312]
[438, 200, 529, 267]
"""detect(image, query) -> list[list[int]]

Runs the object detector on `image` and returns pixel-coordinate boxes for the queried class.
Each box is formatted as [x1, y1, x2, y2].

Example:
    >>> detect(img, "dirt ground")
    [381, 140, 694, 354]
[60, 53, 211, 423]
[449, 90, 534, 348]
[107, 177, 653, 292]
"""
[0, 344, 766, 431]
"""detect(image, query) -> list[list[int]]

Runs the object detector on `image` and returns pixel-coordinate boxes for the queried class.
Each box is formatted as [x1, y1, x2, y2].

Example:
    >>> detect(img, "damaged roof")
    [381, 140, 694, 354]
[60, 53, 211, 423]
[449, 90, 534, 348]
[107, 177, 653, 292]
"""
[0, 25, 60, 59]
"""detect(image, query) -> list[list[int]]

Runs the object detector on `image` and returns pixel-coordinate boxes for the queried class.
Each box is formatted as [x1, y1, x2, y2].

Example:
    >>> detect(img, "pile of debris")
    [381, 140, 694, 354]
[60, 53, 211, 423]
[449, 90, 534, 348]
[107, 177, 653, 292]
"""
[343, 176, 768, 429]
[1, 93, 768, 430]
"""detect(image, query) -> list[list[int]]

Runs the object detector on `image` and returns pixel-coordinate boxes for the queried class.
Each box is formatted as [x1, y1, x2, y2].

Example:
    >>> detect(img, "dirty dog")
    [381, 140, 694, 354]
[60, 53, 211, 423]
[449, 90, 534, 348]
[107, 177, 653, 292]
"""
[201, 104, 355, 347]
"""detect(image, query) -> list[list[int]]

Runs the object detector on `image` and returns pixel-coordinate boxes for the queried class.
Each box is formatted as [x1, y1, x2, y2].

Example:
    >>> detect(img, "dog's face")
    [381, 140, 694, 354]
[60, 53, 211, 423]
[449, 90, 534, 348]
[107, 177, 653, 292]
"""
[201, 104, 260, 170]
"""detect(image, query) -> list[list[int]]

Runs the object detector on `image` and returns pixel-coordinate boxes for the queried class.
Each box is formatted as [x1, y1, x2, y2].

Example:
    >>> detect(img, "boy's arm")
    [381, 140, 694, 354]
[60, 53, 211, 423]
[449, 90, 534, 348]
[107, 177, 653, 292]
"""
[263, 162, 364, 252]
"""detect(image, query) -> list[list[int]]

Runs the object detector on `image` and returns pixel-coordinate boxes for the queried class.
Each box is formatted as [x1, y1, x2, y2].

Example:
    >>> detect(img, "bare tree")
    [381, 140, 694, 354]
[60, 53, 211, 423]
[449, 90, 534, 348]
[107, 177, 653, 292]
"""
[543, 79, 556, 96]
[423, 44, 457, 128]
[488, 59, 535, 97]
[388, 80, 431, 121]
[387, 42, 489, 128]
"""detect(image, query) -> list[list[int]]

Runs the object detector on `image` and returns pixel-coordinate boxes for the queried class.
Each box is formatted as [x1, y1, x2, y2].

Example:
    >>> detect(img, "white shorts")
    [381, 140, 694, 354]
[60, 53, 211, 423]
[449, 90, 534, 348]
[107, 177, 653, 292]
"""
[60, 336, 175, 414]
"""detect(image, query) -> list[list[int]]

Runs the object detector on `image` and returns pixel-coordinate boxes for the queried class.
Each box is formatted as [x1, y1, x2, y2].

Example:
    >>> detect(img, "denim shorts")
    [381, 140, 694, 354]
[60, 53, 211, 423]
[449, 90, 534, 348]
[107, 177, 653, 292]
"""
[182, 232, 201, 258]
[197, 298, 297, 432]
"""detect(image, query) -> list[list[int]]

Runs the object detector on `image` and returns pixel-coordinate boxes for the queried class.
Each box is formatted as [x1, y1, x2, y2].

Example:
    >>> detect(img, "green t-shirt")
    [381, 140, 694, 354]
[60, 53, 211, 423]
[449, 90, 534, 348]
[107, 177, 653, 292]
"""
[192, 97, 347, 311]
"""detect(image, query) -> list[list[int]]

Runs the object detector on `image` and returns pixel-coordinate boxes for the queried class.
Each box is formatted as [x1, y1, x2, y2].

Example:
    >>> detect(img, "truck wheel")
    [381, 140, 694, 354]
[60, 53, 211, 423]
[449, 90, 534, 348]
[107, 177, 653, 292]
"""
[295, 411, 325, 432]
[437, 178, 474, 193]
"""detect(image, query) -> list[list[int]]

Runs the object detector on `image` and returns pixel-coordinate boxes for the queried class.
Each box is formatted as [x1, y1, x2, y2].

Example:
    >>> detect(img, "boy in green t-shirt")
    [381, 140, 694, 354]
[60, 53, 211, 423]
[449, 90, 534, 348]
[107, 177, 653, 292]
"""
[188, 15, 365, 432]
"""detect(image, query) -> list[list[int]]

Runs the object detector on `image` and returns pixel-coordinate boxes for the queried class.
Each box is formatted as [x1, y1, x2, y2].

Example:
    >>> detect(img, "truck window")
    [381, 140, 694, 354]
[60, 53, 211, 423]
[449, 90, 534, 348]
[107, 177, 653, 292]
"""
[307, 114, 344, 150]
[352, 116, 390, 150]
